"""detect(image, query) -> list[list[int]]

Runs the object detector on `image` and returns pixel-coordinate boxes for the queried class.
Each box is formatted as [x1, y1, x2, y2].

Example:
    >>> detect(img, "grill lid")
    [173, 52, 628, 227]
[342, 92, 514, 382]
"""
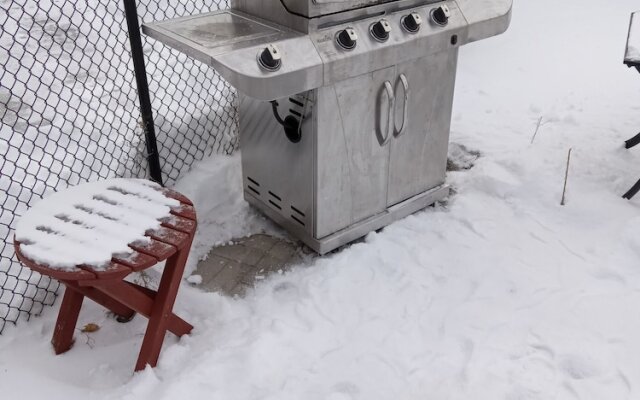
[281, 0, 398, 18]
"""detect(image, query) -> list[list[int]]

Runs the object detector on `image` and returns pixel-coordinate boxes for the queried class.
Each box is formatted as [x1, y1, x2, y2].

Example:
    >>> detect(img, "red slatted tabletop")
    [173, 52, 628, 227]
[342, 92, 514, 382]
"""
[13, 179, 197, 372]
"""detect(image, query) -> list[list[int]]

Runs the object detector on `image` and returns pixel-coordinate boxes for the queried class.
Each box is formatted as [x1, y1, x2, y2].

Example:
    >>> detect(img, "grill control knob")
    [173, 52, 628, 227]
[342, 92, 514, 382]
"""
[336, 28, 358, 50]
[258, 44, 282, 71]
[401, 12, 423, 33]
[430, 5, 451, 27]
[370, 19, 392, 42]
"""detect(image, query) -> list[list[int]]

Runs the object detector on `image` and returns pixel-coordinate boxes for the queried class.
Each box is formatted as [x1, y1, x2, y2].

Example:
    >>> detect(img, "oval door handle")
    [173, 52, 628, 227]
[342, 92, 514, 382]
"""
[394, 74, 409, 138]
[377, 80, 395, 147]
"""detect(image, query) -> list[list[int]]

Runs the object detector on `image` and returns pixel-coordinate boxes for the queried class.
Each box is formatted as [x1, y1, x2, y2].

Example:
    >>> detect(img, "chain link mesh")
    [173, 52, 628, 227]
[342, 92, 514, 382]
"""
[0, 0, 237, 333]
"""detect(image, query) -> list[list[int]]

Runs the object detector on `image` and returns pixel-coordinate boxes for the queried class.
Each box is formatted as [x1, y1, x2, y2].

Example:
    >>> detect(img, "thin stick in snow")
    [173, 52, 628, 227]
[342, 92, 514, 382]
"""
[561, 148, 572, 206]
[531, 116, 544, 144]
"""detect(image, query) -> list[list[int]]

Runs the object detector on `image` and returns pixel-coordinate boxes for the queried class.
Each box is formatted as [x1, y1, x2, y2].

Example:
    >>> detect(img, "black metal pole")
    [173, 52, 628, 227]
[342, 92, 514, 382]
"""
[123, 0, 164, 186]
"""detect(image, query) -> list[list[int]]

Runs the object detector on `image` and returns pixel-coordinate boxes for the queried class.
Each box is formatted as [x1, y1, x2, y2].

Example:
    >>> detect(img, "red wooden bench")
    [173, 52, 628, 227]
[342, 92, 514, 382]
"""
[13, 179, 197, 372]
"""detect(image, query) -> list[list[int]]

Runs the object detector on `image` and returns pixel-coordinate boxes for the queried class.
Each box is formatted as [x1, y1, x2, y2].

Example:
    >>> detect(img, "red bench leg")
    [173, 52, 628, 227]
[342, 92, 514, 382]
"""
[52, 286, 84, 355]
[135, 239, 193, 371]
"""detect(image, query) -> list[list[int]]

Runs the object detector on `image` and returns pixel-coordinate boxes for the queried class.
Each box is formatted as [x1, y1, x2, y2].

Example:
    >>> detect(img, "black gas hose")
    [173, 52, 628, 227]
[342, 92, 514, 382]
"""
[270, 101, 302, 143]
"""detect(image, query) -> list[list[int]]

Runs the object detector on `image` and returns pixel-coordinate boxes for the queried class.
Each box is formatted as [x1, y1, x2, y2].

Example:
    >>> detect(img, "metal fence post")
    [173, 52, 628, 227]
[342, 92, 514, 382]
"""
[123, 0, 164, 186]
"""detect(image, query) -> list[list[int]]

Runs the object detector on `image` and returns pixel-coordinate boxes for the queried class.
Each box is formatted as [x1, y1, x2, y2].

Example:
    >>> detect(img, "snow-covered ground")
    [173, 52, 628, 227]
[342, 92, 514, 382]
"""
[2, 0, 640, 399]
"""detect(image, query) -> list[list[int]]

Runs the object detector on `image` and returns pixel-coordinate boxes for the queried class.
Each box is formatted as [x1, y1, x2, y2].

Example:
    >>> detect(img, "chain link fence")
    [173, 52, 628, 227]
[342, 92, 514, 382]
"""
[0, 0, 238, 333]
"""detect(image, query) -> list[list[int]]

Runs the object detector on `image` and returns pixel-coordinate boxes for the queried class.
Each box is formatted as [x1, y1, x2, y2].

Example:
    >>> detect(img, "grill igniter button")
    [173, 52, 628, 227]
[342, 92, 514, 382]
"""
[430, 5, 451, 27]
[258, 44, 282, 71]
[401, 12, 422, 33]
[370, 19, 392, 42]
[336, 28, 358, 50]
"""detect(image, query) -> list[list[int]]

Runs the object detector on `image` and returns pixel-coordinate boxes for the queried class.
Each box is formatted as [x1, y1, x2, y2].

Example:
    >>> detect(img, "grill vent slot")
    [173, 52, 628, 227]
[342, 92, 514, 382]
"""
[289, 97, 304, 107]
[291, 204, 306, 226]
[247, 176, 260, 187]
[269, 200, 282, 210]
[268, 191, 282, 201]
[291, 205, 305, 218]
[291, 214, 305, 227]
[247, 176, 260, 196]
[268, 191, 282, 210]
[246, 181, 307, 228]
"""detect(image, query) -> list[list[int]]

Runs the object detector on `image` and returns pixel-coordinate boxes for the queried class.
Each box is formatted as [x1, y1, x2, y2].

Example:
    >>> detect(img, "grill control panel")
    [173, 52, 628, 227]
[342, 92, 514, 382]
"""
[327, 2, 459, 54]
[251, 2, 462, 76]
[309, 0, 466, 83]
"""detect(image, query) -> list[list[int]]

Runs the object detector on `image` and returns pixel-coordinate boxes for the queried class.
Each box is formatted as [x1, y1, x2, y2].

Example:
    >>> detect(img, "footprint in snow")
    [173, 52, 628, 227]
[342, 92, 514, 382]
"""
[447, 143, 480, 172]
[326, 381, 359, 400]
[558, 359, 632, 398]
[559, 354, 601, 380]
[325, 393, 353, 400]
[591, 269, 626, 286]
[272, 281, 300, 302]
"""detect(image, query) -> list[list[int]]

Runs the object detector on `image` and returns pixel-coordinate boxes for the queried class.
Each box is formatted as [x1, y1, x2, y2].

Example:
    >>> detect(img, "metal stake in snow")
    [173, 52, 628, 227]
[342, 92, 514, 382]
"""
[530, 116, 544, 144]
[561, 148, 572, 206]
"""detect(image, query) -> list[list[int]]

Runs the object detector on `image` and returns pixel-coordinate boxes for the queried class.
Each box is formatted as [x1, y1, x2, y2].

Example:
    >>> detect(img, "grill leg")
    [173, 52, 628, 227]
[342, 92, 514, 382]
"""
[51, 286, 84, 355]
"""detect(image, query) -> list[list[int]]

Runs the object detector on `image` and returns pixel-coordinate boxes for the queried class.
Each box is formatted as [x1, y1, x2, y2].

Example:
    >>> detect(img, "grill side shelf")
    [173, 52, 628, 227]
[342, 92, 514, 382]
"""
[142, 10, 324, 101]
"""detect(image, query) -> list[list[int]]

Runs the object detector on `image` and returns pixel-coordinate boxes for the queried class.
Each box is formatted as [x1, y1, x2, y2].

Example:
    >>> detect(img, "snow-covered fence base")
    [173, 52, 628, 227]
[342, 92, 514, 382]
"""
[0, 0, 237, 333]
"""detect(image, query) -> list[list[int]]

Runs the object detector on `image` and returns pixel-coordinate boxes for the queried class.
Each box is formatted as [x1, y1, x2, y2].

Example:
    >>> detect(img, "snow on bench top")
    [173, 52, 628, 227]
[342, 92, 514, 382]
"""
[15, 179, 180, 270]
[626, 11, 640, 64]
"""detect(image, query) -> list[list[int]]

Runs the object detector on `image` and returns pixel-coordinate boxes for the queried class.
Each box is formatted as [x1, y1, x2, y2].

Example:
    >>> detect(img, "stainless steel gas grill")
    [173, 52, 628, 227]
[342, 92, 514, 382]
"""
[143, 0, 512, 254]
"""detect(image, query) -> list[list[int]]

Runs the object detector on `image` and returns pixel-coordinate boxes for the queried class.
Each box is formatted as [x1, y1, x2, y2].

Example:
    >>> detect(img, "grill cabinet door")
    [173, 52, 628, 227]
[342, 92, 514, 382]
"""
[315, 66, 396, 238]
[387, 50, 459, 206]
